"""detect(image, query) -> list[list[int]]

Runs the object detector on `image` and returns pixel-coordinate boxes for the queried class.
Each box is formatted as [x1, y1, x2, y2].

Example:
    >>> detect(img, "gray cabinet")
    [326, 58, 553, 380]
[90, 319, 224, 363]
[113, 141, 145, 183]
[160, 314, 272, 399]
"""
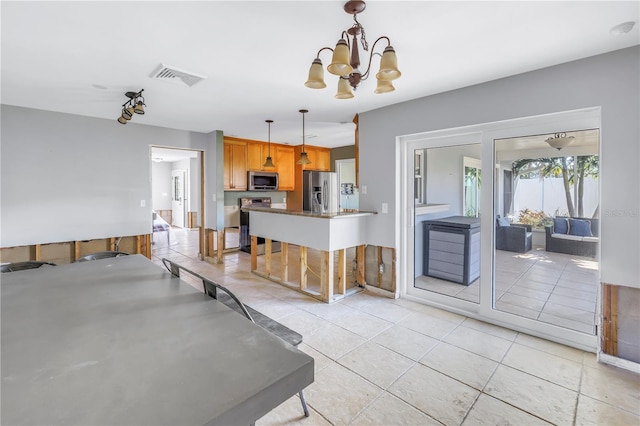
[423, 216, 480, 285]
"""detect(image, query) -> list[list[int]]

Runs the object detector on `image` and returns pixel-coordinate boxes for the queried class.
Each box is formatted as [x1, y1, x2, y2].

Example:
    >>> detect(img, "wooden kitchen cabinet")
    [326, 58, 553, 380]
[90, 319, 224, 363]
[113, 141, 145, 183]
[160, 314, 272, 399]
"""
[223, 139, 247, 190]
[275, 145, 295, 191]
[247, 141, 276, 172]
[303, 147, 331, 171]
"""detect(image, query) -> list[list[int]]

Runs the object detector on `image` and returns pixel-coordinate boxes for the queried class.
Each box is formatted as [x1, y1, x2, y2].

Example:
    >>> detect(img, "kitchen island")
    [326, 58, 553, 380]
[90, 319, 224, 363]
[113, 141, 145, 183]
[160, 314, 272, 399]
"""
[242, 206, 376, 302]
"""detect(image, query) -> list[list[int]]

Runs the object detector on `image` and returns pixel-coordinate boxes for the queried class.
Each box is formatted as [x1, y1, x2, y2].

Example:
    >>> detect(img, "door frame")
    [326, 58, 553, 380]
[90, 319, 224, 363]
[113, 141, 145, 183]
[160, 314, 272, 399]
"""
[150, 146, 205, 258]
[398, 107, 601, 352]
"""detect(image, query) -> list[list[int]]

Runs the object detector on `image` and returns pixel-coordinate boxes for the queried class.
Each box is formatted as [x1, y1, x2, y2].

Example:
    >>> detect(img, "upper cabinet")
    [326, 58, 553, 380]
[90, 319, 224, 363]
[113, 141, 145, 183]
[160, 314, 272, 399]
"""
[247, 141, 276, 172]
[275, 145, 295, 191]
[302, 146, 331, 171]
[225, 137, 295, 191]
[223, 139, 247, 190]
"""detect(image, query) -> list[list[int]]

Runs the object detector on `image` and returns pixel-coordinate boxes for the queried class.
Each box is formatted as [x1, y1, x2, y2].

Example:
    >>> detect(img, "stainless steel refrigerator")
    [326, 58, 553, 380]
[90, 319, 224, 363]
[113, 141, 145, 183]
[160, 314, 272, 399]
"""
[303, 170, 338, 214]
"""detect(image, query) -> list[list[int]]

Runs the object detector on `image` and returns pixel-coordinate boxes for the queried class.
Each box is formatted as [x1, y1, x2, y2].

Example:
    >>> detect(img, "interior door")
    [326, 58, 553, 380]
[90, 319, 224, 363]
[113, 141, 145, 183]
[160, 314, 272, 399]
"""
[172, 170, 186, 227]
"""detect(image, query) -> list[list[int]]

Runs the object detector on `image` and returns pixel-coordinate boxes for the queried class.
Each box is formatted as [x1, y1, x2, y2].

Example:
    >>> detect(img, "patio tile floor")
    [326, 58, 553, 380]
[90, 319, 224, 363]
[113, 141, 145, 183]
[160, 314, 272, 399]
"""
[415, 248, 599, 334]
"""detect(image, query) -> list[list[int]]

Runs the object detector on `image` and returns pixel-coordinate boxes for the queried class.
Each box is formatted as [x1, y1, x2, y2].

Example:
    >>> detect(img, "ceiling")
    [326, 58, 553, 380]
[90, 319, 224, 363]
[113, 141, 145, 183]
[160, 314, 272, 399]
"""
[1, 1, 638, 149]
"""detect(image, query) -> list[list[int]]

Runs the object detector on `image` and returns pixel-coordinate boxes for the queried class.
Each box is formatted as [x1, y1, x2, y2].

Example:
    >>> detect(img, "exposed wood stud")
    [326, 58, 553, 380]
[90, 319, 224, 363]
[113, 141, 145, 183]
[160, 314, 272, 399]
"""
[337, 249, 346, 295]
[74, 241, 81, 261]
[250, 235, 257, 271]
[377, 246, 383, 286]
[136, 236, 141, 254]
[217, 229, 224, 264]
[391, 247, 397, 293]
[602, 283, 619, 356]
[321, 250, 334, 302]
[265, 239, 272, 277]
[300, 246, 308, 290]
[200, 153, 206, 260]
[356, 244, 365, 286]
[109, 237, 116, 251]
[35, 244, 42, 261]
[281, 242, 289, 282]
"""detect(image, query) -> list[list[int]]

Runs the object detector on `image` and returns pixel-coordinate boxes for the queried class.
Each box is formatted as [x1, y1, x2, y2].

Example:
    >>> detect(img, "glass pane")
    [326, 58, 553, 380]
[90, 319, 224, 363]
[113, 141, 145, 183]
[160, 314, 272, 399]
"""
[414, 144, 481, 303]
[494, 130, 599, 335]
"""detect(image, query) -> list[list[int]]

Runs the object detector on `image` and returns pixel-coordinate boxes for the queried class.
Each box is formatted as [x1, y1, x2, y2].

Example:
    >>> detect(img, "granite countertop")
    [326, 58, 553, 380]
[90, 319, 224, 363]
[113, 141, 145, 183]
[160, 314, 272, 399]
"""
[241, 206, 377, 219]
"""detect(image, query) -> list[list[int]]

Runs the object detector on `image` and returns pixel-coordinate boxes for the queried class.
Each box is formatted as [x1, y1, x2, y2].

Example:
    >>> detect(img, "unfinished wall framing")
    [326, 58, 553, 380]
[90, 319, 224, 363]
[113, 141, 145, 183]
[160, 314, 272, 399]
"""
[602, 283, 640, 364]
[1, 234, 152, 265]
[364, 245, 396, 293]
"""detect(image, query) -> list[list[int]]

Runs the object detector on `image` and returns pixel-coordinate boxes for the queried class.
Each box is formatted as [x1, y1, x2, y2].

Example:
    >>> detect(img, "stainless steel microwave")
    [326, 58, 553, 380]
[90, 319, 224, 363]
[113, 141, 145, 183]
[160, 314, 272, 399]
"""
[248, 171, 279, 191]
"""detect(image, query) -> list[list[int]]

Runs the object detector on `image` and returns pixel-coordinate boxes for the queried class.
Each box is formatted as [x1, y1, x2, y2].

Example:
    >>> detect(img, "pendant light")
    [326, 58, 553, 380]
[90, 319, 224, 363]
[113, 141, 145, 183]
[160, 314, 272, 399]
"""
[263, 119, 275, 168]
[297, 109, 312, 165]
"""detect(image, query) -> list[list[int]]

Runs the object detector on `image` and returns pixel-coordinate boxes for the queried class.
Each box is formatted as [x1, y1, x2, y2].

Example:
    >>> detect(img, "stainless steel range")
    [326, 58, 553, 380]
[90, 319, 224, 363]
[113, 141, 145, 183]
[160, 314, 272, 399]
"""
[239, 197, 281, 255]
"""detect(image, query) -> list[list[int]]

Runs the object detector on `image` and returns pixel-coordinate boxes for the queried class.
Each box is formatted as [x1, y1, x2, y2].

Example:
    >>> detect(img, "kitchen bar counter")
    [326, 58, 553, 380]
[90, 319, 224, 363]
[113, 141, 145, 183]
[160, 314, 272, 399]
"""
[241, 206, 376, 219]
[244, 208, 376, 303]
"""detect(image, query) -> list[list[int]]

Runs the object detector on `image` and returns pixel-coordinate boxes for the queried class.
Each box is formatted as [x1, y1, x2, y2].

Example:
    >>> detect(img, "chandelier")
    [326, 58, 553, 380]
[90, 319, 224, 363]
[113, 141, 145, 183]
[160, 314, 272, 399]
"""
[304, 1, 401, 99]
[117, 89, 146, 124]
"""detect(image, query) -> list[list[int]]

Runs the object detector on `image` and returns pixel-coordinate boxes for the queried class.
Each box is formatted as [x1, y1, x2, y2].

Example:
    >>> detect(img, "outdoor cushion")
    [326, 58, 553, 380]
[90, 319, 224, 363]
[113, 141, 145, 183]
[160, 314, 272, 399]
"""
[553, 217, 569, 234]
[552, 233, 584, 241]
[568, 218, 592, 237]
[582, 236, 599, 243]
[497, 217, 511, 227]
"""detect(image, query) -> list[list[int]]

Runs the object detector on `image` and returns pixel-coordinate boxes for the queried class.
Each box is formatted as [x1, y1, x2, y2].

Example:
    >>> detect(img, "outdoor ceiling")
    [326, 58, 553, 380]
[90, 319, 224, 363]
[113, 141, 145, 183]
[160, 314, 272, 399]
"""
[1, 1, 638, 148]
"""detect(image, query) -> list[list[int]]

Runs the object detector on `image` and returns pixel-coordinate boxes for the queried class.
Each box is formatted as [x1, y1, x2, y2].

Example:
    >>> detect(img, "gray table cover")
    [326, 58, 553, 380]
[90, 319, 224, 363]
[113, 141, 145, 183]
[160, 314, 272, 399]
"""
[1, 255, 313, 425]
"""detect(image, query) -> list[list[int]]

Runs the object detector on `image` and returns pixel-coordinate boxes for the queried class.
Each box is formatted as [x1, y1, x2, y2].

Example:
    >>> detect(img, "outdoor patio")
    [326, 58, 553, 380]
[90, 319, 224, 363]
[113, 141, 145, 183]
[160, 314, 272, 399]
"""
[415, 247, 598, 334]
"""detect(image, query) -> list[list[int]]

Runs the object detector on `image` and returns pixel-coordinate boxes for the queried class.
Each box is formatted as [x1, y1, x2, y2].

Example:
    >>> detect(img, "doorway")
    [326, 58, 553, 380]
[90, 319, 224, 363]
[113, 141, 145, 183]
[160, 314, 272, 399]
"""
[172, 169, 187, 227]
[336, 158, 359, 211]
[151, 147, 203, 259]
[399, 107, 601, 351]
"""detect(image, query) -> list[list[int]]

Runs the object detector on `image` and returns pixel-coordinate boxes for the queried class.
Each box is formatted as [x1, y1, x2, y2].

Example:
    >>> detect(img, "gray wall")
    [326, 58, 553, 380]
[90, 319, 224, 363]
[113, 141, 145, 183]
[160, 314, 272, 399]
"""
[151, 162, 172, 210]
[359, 46, 640, 290]
[330, 145, 356, 172]
[0, 105, 218, 246]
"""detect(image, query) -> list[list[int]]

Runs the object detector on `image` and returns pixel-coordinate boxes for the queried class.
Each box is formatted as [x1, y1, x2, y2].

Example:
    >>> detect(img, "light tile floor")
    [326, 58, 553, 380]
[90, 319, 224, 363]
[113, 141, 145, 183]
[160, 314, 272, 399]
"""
[152, 229, 639, 425]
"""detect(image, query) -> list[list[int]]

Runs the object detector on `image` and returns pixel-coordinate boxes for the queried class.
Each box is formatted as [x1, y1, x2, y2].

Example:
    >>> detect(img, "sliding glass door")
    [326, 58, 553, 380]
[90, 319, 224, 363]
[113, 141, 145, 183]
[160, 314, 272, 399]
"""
[399, 108, 601, 351]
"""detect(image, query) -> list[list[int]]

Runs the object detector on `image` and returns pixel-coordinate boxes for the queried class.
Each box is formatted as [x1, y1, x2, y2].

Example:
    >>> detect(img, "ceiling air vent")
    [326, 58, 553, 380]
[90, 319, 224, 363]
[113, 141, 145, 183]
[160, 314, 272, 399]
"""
[149, 64, 206, 87]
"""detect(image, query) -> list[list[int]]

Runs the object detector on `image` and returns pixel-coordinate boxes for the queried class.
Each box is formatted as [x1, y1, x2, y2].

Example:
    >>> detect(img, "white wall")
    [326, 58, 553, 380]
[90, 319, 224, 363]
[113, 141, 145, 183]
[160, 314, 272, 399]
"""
[0, 106, 218, 246]
[152, 162, 172, 211]
[360, 46, 639, 289]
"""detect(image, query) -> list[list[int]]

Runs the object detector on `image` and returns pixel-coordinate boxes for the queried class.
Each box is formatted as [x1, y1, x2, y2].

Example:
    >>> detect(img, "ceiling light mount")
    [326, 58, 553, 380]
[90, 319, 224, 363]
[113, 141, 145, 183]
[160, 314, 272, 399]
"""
[545, 132, 575, 150]
[305, 1, 401, 99]
[117, 89, 146, 125]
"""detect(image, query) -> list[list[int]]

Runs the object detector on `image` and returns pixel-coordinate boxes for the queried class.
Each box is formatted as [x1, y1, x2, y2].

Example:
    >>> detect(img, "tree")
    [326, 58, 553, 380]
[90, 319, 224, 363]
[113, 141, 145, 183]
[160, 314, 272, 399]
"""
[511, 155, 599, 218]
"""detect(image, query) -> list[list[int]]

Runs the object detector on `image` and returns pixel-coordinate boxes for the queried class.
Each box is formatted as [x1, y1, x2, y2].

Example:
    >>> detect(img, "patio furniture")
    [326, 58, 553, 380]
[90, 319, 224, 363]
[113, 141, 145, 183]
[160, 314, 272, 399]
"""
[545, 216, 599, 257]
[423, 216, 481, 285]
[495, 217, 533, 253]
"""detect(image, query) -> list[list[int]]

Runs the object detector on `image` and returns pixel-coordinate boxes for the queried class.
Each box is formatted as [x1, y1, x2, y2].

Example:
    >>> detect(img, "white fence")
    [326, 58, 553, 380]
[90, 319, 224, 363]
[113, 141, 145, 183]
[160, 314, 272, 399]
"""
[513, 177, 599, 218]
